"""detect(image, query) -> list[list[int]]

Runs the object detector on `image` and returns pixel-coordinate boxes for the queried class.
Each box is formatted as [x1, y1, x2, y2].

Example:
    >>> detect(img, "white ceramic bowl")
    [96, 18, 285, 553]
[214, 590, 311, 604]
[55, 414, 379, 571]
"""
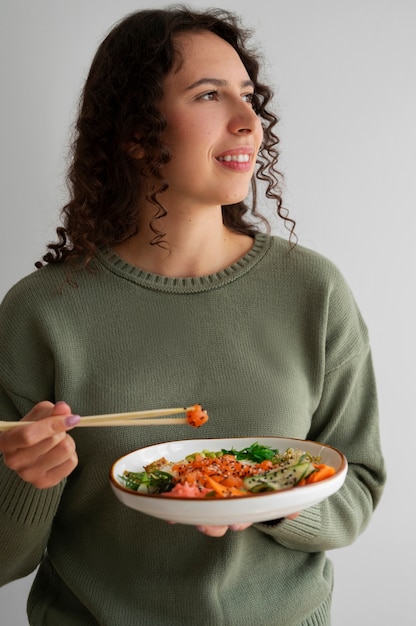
[110, 437, 348, 525]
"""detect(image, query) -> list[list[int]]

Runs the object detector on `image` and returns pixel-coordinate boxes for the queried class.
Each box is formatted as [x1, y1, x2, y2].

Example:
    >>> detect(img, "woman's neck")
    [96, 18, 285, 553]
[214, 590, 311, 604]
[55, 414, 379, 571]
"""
[112, 209, 253, 278]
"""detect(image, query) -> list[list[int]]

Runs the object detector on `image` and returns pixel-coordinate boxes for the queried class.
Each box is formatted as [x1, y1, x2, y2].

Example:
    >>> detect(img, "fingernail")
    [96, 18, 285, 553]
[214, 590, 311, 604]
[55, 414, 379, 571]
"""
[65, 415, 81, 427]
[197, 526, 206, 534]
[229, 525, 241, 531]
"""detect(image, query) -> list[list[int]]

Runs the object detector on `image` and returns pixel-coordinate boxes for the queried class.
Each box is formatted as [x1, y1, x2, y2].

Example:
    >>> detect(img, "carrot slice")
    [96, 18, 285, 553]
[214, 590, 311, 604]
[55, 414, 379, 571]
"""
[221, 475, 244, 489]
[204, 475, 246, 498]
[259, 460, 274, 471]
[305, 463, 336, 484]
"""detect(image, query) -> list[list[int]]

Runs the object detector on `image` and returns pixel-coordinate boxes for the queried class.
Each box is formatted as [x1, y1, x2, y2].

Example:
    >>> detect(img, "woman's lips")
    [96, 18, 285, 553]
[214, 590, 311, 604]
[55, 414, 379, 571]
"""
[216, 149, 253, 171]
[217, 153, 250, 163]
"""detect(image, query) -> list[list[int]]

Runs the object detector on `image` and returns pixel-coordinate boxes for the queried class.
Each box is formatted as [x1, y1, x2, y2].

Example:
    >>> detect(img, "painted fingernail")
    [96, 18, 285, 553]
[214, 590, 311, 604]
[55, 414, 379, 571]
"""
[65, 415, 81, 427]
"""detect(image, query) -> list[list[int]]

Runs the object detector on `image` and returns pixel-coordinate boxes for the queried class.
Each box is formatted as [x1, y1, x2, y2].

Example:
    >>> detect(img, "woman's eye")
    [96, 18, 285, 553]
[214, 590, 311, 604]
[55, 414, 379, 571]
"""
[196, 90, 255, 104]
[198, 91, 218, 101]
[242, 92, 255, 103]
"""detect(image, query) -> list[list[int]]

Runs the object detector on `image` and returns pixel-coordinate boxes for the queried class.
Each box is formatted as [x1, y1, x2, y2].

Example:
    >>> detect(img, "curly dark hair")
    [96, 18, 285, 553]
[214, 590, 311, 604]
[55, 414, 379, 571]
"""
[36, 5, 296, 268]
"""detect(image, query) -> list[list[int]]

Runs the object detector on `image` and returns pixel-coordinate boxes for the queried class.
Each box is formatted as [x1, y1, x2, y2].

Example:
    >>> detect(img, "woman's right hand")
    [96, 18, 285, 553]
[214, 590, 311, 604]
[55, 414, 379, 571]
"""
[0, 401, 80, 488]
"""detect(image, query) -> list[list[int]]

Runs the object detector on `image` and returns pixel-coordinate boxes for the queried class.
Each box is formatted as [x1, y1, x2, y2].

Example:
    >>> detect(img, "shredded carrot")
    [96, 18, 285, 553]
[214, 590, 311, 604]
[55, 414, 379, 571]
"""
[186, 404, 209, 428]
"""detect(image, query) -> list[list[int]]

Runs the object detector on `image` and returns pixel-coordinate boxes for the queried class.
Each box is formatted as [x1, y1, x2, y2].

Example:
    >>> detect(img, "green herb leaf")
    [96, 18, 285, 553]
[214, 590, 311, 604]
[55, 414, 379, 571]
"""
[221, 442, 279, 463]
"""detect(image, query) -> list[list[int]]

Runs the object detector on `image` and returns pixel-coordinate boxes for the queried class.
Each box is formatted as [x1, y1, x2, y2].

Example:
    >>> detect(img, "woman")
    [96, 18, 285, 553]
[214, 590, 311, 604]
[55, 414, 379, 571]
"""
[0, 6, 385, 625]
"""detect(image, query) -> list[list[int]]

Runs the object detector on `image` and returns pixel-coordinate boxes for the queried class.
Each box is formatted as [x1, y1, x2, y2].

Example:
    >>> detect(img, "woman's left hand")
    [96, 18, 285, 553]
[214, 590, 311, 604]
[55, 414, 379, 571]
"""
[196, 524, 252, 537]
[195, 511, 300, 536]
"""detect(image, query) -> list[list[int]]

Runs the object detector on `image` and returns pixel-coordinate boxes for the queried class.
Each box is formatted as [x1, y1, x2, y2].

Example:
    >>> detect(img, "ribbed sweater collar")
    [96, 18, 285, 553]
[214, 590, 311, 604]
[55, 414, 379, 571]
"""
[96, 232, 270, 294]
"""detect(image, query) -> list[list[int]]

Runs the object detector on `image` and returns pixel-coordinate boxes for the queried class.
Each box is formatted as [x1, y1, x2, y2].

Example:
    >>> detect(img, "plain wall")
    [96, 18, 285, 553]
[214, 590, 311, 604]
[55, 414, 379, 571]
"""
[1, 0, 415, 624]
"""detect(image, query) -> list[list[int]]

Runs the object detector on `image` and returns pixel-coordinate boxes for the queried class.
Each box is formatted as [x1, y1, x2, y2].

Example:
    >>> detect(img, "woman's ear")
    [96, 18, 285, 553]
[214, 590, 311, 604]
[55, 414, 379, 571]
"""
[125, 136, 145, 160]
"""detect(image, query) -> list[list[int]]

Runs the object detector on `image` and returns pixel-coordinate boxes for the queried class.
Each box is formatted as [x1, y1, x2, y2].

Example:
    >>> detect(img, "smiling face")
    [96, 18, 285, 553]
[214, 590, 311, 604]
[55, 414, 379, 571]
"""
[157, 30, 263, 212]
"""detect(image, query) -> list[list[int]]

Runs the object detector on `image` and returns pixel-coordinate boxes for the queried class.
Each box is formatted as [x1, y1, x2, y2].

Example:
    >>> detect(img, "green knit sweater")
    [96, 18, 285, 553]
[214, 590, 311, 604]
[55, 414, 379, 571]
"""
[0, 234, 385, 626]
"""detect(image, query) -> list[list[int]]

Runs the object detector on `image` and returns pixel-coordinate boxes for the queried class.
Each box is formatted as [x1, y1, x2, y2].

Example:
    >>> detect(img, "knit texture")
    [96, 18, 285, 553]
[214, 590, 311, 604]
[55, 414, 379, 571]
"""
[0, 234, 386, 625]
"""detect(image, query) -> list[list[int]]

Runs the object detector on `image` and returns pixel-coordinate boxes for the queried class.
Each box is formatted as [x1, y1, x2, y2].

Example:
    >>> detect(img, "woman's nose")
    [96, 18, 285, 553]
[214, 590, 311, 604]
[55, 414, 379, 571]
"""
[228, 101, 260, 135]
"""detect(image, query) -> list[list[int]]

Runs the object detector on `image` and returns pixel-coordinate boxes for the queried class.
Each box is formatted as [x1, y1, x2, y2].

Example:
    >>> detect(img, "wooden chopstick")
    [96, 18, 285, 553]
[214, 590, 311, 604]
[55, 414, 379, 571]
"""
[76, 417, 188, 427]
[79, 406, 189, 423]
[0, 406, 191, 431]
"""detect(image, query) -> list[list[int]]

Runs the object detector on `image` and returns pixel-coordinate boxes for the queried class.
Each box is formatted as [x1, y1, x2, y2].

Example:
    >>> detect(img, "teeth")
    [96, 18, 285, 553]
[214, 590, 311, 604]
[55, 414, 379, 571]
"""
[218, 154, 250, 163]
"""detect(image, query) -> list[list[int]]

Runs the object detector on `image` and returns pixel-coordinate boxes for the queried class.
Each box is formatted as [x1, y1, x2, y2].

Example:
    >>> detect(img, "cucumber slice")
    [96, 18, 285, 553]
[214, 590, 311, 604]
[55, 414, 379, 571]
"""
[243, 461, 315, 493]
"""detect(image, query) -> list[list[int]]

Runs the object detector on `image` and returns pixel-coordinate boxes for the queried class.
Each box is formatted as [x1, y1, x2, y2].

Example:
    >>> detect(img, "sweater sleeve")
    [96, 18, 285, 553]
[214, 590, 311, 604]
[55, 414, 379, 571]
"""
[0, 459, 65, 586]
[0, 278, 65, 586]
[0, 387, 67, 587]
[255, 266, 386, 551]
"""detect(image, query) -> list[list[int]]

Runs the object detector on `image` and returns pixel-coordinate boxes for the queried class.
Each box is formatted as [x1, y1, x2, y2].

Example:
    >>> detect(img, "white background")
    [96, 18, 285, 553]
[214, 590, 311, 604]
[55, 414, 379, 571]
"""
[1, 0, 415, 624]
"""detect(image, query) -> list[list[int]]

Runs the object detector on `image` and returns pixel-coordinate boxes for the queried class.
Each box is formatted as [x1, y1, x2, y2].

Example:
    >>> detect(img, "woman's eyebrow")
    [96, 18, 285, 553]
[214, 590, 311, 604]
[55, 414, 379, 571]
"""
[185, 78, 255, 91]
